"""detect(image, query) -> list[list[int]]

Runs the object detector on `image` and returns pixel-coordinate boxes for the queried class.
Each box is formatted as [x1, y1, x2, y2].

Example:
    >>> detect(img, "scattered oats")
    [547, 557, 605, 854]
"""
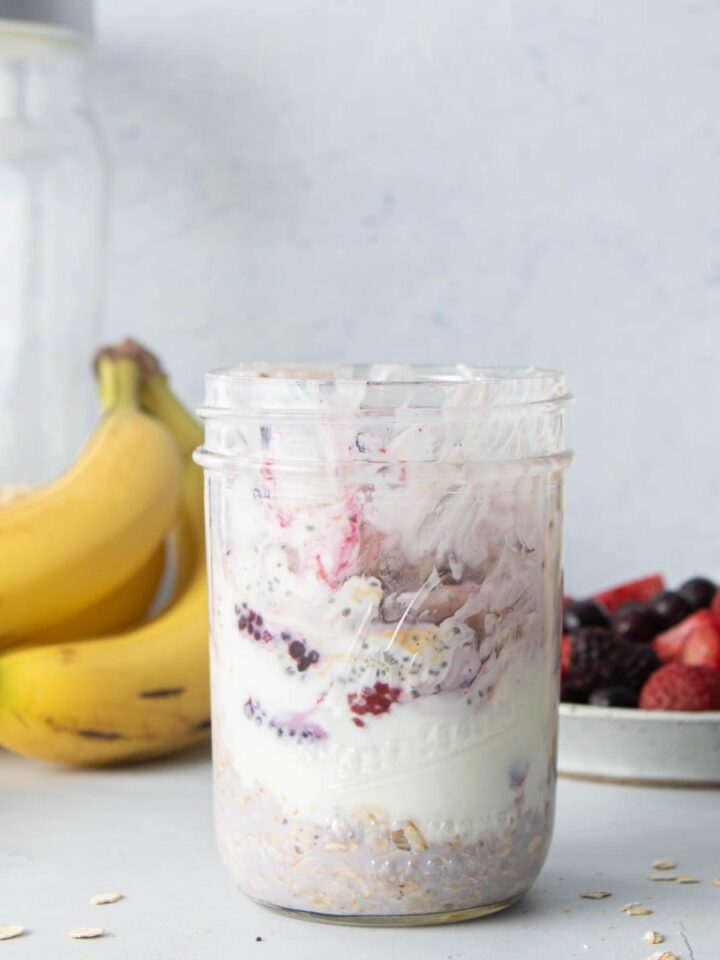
[646, 953, 678, 960]
[652, 859, 677, 871]
[620, 901, 641, 912]
[643, 931, 665, 944]
[647, 873, 678, 881]
[562, 907, 572, 913]
[713, 878, 720, 887]
[676, 874, 700, 884]
[626, 906, 654, 916]
[0, 926, 24, 941]
[91, 892, 124, 906]
[69, 928, 105, 940]
[580, 890, 612, 899]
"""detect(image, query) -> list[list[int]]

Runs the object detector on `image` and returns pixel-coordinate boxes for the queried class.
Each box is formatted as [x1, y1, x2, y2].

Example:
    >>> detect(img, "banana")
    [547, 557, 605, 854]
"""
[0, 344, 210, 765]
[137, 348, 205, 597]
[24, 543, 166, 648]
[0, 562, 209, 765]
[0, 357, 183, 646]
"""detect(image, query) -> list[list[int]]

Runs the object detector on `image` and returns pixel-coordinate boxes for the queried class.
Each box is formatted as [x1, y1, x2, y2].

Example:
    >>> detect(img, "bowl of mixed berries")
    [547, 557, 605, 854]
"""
[558, 574, 720, 784]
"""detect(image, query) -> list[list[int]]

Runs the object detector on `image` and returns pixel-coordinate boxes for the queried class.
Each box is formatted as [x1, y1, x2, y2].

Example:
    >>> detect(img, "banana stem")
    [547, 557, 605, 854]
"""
[97, 357, 141, 413]
[140, 375, 203, 457]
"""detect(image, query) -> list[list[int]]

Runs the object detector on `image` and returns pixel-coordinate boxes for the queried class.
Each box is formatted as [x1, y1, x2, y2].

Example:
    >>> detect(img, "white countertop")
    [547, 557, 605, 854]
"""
[2, 746, 717, 959]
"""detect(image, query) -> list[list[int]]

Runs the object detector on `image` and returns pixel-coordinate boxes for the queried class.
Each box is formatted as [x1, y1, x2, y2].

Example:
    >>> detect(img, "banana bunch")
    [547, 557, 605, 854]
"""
[0, 341, 210, 765]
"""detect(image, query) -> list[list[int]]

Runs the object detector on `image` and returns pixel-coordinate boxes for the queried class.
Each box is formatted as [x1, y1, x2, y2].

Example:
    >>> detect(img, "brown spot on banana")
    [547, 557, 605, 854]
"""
[76, 729, 126, 741]
[46, 717, 126, 740]
[192, 718, 211, 732]
[138, 687, 186, 699]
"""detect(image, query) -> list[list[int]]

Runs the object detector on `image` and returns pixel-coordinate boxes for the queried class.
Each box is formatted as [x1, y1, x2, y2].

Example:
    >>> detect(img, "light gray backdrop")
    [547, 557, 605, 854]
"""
[95, 0, 720, 595]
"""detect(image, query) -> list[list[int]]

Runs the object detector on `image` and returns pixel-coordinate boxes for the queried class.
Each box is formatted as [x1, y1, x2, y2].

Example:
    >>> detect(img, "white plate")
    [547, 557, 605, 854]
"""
[558, 703, 720, 786]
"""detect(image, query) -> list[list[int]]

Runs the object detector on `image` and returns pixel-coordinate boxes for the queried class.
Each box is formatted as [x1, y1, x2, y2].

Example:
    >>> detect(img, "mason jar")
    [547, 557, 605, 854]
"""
[195, 365, 572, 925]
[0, 2, 105, 487]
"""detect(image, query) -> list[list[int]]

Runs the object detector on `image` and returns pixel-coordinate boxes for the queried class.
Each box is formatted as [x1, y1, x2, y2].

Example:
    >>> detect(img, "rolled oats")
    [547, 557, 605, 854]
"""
[90, 892, 124, 905]
[643, 931, 665, 944]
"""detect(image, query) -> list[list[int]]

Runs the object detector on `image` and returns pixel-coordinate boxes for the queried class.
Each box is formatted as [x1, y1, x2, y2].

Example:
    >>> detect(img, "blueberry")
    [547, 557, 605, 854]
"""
[678, 577, 716, 611]
[648, 590, 692, 629]
[288, 640, 305, 660]
[563, 599, 610, 633]
[611, 603, 663, 644]
[588, 686, 638, 708]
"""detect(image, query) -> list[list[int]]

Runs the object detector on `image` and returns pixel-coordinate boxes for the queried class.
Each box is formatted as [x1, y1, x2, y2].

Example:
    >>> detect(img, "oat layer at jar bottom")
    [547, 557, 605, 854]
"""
[214, 750, 555, 922]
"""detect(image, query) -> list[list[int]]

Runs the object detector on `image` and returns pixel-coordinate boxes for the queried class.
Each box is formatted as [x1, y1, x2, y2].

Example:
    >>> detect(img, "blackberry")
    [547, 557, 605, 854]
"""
[564, 628, 618, 691]
[623, 643, 660, 691]
[565, 628, 659, 694]
[678, 576, 716, 612]
[562, 599, 610, 633]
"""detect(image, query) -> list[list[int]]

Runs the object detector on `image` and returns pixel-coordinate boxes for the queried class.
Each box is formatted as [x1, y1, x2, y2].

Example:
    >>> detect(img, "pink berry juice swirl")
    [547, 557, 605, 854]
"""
[196, 365, 572, 922]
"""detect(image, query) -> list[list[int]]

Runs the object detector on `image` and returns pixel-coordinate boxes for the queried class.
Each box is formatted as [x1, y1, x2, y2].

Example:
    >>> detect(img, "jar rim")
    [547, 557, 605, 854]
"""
[200, 364, 570, 417]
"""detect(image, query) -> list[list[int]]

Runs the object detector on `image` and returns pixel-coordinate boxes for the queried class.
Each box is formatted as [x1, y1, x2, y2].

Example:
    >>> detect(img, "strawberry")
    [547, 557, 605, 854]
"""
[561, 635, 571, 675]
[681, 615, 720, 669]
[592, 574, 665, 615]
[711, 589, 720, 630]
[639, 662, 720, 711]
[653, 610, 718, 663]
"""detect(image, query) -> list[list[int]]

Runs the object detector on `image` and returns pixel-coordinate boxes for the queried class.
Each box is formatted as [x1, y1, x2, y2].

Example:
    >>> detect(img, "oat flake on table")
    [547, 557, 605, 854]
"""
[643, 931, 665, 944]
[0, 926, 24, 941]
[651, 859, 677, 871]
[626, 906, 654, 916]
[580, 890, 612, 899]
[646, 952, 678, 960]
[676, 874, 700, 883]
[69, 927, 105, 939]
[91, 892, 124, 906]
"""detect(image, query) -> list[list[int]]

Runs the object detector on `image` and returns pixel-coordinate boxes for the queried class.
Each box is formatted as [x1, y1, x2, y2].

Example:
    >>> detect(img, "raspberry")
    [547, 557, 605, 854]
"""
[639, 663, 720, 711]
[564, 628, 658, 694]
[348, 681, 401, 718]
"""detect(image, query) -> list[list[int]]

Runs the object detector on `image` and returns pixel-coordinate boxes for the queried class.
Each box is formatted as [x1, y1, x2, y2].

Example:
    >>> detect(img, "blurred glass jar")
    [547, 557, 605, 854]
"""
[0, 1, 105, 486]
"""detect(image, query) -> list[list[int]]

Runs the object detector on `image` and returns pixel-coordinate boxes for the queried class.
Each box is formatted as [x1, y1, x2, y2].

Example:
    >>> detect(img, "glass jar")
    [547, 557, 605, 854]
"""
[0, 4, 105, 486]
[195, 365, 572, 925]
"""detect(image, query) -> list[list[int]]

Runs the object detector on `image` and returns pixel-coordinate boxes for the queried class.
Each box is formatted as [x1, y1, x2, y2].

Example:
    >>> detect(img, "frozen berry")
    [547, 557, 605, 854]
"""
[589, 686, 638, 708]
[611, 603, 663, 643]
[562, 599, 610, 633]
[678, 577, 717, 611]
[592, 574, 665, 614]
[639, 663, 720, 711]
[680, 613, 720, 669]
[649, 591, 692, 629]
[564, 628, 658, 694]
